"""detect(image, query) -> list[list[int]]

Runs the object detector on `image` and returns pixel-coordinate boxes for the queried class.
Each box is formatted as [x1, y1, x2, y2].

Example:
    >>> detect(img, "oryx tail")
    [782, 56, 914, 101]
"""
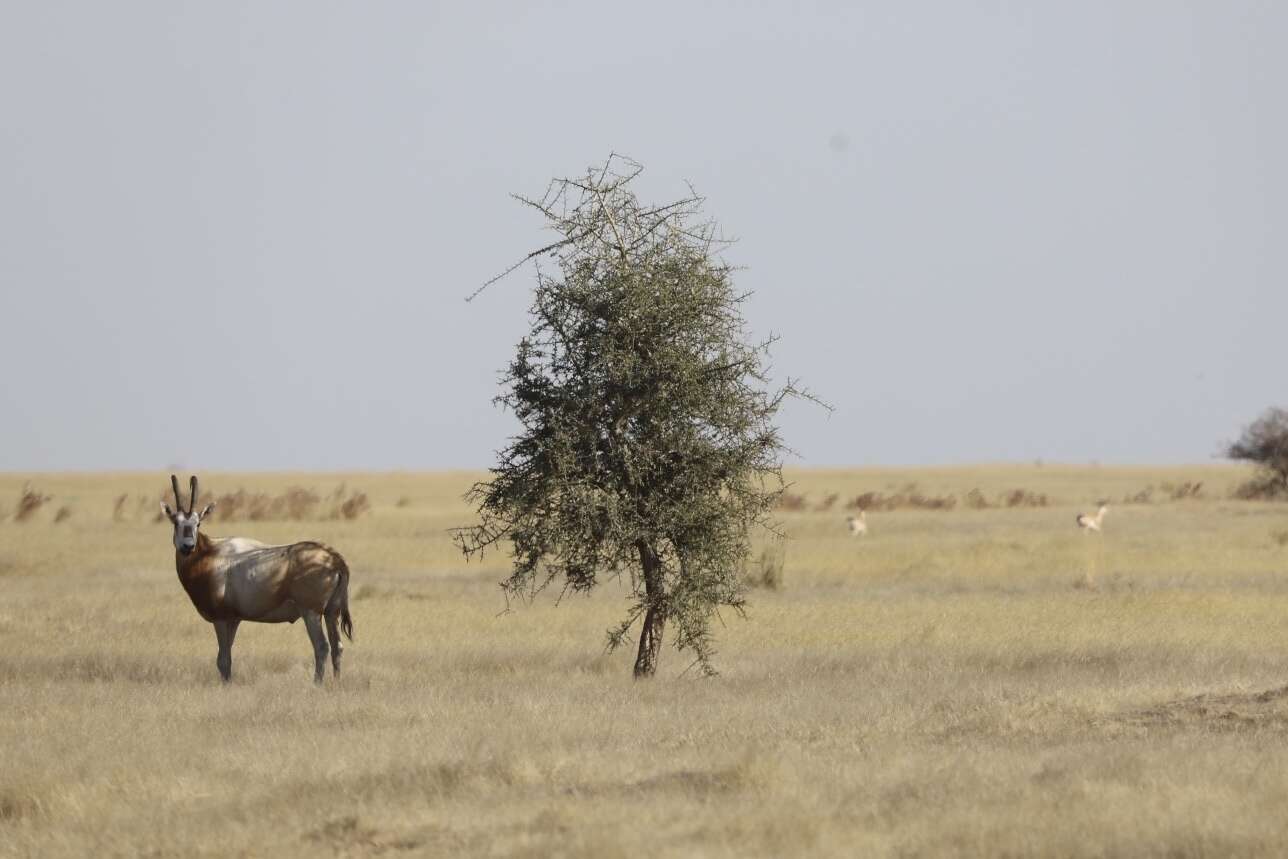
[327, 554, 355, 642]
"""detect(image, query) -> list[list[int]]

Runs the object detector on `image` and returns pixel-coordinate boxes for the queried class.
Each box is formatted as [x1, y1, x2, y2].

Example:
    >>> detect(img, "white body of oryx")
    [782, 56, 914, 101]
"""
[1076, 504, 1108, 532]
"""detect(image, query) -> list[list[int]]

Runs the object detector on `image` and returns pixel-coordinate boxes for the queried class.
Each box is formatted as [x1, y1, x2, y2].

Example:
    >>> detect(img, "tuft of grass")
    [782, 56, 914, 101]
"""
[53, 505, 72, 524]
[0, 786, 47, 823]
[744, 541, 785, 590]
[14, 484, 51, 522]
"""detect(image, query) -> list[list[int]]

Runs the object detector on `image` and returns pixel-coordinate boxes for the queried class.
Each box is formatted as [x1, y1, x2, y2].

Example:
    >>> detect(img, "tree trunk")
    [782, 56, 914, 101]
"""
[633, 542, 666, 678]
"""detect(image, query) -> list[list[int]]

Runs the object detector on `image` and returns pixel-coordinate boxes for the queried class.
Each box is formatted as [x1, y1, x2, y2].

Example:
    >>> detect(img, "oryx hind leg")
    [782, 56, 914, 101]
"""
[302, 610, 329, 685]
[324, 612, 343, 675]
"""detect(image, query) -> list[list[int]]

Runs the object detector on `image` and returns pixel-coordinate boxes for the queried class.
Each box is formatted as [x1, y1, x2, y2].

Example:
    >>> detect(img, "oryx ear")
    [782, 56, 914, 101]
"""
[161, 501, 176, 521]
[198, 502, 215, 520]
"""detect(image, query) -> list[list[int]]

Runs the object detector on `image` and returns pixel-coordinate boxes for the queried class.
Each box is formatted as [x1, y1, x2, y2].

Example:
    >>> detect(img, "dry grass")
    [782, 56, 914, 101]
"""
[743, 540, 786, 591]
[2, 465, 1288, 857]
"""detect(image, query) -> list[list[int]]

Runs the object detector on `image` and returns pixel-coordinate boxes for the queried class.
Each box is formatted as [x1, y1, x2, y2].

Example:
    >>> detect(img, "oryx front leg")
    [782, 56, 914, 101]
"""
[302, 611, 329, 685]
[213, 619, 240, 683]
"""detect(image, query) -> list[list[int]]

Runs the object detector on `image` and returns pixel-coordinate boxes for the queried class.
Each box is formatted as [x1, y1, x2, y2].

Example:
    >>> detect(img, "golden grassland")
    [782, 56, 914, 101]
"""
[3, 465, 1288, 857]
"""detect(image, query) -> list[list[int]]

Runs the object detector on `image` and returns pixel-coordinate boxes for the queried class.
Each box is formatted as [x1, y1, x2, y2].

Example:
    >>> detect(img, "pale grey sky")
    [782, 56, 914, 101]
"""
[1, 2, 1283, 471]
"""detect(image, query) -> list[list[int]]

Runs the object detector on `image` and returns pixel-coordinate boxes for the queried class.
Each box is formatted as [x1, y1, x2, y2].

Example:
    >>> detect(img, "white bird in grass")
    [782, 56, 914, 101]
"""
[846, 511, 868, 536]
[1076, 503, 1109, 532]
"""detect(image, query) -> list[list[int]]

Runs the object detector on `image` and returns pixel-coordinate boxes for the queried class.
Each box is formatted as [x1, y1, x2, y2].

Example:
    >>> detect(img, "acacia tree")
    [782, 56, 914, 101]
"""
[1226, 407, 1288, 498]
[455, 156, 816, 677]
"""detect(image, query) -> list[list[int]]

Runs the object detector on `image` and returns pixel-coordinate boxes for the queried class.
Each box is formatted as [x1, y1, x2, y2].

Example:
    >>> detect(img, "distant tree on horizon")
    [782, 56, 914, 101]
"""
[455, 155, 822, 678]
[1226, 407, 1288, 499]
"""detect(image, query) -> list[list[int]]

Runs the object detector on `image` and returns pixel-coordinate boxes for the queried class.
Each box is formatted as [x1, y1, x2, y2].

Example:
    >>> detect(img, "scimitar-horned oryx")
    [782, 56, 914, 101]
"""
[161, 475, 354, 684]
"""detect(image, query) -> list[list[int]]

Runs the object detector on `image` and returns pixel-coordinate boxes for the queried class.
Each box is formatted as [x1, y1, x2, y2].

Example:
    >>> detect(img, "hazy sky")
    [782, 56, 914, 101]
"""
[1, 2, 1284, 471]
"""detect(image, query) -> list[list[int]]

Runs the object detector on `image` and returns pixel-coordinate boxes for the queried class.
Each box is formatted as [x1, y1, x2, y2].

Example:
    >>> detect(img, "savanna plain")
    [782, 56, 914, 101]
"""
[3, 466, 1288, 857]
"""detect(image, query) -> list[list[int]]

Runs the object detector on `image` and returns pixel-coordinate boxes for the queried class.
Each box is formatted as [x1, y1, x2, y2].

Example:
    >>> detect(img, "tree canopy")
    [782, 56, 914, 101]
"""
[456, 156, 816, 677]
[1226, 407, 1288, 498]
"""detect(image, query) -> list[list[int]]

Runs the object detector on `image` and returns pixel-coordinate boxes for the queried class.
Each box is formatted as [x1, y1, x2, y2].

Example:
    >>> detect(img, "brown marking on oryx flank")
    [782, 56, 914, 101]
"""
[162, 475, 354, 684]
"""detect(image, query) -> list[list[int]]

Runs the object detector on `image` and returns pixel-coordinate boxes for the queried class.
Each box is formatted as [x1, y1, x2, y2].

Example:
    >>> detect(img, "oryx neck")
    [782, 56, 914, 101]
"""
[176, 531, 215, 569]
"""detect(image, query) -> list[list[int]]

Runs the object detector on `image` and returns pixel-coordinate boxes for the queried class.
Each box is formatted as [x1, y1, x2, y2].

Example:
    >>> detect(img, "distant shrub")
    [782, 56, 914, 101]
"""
[53, 506, 72, 524]
[815, 493, 839, 512]
[777, 492, 809, 511]
[844, 485, 1044, 512]
[1226, 407, 1288, 500]
[210, 486, 320, 522]
[846, 485, 956, 512]
[395, 496, 412, 508]
[1232, 475, 1287, 501]
[1163, 481, 1203, 501]
[1001, 488, 1049, 508]
[1272, 530, 1288, 548]
[848, 492, 879, 511]
[327, 486, 371, 521]
[111, 492, 175, 523]
[1122, 481, 1204, 504]
[14, 484, 51, 523]
[200, 484, 372, 522]
[1122, 487, 1155, 505]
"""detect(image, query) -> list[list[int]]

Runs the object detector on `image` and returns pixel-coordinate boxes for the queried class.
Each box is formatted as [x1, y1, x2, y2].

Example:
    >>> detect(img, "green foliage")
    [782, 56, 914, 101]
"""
[456, 156, 815, 676]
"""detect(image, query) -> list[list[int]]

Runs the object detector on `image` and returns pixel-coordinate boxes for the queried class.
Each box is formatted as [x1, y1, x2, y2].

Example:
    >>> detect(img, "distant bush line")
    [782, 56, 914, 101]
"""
[107, 485, 372, 524]
[778, 484, 1047, 512]
[205, 485, 371, 522]
[775, 479, 1277, 512]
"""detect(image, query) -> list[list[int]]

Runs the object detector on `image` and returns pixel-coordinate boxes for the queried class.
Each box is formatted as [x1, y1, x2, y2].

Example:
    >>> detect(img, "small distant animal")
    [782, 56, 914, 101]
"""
[1076, 503, 1109, 532]
[160, 475, 354, 684]
[846, 511, 868, 536]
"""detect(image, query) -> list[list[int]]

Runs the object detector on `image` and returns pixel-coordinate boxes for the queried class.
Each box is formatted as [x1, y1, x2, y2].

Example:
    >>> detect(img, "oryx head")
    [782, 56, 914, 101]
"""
[161, 474, 214, 556]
